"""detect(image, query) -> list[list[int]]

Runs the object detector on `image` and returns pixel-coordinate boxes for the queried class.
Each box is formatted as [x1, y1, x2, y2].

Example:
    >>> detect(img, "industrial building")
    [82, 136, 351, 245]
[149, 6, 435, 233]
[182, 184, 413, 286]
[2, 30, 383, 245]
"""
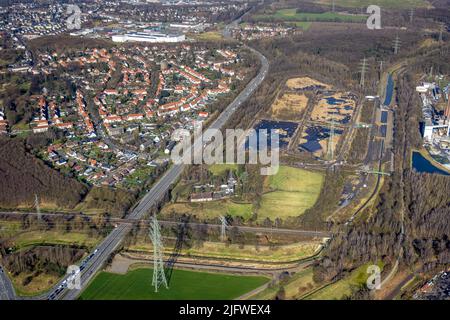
[112, 31, 185, 43]
[417, 80, 450, 169]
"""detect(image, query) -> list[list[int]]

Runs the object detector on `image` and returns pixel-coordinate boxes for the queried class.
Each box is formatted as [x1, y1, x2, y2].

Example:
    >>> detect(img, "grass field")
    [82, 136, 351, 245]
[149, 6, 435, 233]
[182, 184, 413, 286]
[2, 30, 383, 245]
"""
[128, 241, 321, 263]
[208, 163, 238, 176]
[249, 267, 318, 299]
[162, 166, 324, 221]
[162, 200, 253, 220]
[254, 9, 366, 23]
[193, 31, 224, 42]
[8, 230, 100, 250]
[80, 268, 269, 300]
[258, 166, 324, 220]
[305, 262, 384, 300]
[315, 0, 430, 9]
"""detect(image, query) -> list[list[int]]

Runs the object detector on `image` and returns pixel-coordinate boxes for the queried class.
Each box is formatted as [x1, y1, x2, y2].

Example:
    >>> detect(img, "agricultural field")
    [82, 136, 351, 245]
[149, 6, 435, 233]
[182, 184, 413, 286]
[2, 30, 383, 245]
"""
[258, 166, 324, 220]
[254, 8, 366, 23]
[80, 268, 269, 300]
[314, 0, 431, 9]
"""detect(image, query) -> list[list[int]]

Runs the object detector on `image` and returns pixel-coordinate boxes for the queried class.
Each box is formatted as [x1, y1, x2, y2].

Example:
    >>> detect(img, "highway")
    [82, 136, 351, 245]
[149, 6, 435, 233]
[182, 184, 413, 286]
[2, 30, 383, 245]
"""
[39, 45, 269, 301]
[0, 266, 16, 300]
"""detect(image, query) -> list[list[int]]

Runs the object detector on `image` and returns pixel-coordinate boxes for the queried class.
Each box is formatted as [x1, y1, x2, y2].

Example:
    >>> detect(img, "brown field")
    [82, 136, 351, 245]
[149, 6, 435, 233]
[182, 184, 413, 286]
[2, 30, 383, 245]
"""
[270, 92, 309, 121]
[286, 77, 330, 90]
[298, 130, 341, 158]
[310, 92, 355, 123]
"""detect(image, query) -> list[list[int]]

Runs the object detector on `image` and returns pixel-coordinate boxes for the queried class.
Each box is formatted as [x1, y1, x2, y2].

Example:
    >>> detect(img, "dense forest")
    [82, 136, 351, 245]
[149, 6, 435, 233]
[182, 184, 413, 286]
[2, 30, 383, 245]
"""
[2, 245, 85, 286]
[0, 138, 88, 208]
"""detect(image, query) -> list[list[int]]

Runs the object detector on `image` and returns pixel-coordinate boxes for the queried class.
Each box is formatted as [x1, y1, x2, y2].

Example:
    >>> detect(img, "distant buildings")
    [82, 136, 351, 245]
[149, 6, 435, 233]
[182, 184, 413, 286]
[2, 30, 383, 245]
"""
[112, 31, 185, 43]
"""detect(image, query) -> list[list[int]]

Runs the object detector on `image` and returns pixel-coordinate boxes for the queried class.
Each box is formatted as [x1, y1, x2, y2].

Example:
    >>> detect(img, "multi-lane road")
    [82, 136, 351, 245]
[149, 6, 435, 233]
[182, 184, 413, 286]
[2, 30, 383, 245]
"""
[0, 266, 16, 300]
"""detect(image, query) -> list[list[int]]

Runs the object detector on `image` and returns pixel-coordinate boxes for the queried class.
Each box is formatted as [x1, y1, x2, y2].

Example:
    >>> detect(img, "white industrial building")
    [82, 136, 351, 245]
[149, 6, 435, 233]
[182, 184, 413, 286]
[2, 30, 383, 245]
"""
[112, 32, 185, 43]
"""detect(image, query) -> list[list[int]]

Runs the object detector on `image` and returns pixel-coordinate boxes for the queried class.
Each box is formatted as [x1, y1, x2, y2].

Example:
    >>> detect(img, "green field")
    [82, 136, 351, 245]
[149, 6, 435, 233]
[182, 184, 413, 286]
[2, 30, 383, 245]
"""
[305, 262, 384, 300]
[80, 268, 269, 300]
[254, 8, 366, 23]
[162, 200, 254, 220]
[315, 0, 430, 9]
[162, 166, 324, 221]
[208, 163, 238, 176]
[258, 166, 324, 220]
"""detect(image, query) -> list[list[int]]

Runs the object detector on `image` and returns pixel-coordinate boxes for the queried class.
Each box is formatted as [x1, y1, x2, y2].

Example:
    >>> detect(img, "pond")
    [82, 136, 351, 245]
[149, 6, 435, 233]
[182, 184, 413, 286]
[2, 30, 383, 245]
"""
[412, 151, 450, 176]
[383, 74, 394, 106]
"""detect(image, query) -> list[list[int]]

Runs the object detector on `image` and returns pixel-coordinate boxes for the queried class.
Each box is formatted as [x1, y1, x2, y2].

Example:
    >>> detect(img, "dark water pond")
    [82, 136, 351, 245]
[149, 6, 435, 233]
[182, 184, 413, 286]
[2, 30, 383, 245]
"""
[412, 151, 450, 176]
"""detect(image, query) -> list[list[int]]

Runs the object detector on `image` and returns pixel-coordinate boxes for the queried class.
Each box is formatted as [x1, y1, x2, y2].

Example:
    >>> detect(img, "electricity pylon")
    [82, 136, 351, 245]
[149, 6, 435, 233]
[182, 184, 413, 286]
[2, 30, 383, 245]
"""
[327, 120, 336, 161]
[439, 22, 444, 43]
[409, 8, 414, 24]
[393, 35, 401, 54]
[332, 0, 335, 12]
[219, 216, 228, 242]
[34, 194, 41, 222]
[149, 214, 168, 292]
[359, 57, 368, 88]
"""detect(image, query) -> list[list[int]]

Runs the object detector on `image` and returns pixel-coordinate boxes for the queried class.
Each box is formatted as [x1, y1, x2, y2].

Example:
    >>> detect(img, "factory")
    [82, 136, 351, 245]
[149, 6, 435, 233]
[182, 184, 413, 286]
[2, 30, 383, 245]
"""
[417, 80, 450, 165]
[112, 31, 185, 43]
[417, 82, 450, 141]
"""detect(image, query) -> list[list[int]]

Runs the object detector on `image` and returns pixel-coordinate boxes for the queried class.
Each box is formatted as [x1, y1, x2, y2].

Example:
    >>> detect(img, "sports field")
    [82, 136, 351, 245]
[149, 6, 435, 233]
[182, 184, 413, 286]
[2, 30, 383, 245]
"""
[79, 268, 269, 300]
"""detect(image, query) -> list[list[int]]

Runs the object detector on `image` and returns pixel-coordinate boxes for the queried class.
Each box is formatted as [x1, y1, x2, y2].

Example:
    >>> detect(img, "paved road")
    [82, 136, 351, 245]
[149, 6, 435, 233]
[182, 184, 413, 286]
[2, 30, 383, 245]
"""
[41, 46, 269, 301]
[0, 266, 16, 300]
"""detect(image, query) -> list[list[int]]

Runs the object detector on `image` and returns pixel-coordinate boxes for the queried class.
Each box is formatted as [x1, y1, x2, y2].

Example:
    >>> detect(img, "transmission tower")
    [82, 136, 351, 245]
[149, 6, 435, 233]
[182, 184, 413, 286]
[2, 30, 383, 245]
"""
[34, 194, 41, 221]
[439, 22, 444, 43]
[149, 215, 168, 292]
[327, 120, 336, 161]
[219, 216, 228, 242]
[393, 35, 401, 55]
[332, 0, 335, 12]
[409, 8, 414, 24]
[359, 57, 368, 88]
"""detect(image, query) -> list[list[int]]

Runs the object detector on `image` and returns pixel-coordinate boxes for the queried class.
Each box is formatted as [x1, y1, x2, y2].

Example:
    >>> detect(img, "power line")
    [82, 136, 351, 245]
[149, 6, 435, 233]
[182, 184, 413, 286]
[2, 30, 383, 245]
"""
[409, 8, 414, 24]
